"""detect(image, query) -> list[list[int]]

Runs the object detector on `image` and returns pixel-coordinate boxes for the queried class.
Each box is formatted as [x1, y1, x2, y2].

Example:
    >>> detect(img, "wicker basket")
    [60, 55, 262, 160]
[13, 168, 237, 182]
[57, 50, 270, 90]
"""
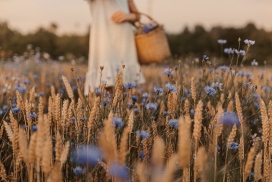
[135, 13, 171, 64]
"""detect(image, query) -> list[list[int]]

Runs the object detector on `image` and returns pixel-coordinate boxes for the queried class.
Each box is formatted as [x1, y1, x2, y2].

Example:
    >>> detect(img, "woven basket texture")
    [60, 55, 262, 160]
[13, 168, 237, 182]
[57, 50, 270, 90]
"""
[135, 26, 171, 64]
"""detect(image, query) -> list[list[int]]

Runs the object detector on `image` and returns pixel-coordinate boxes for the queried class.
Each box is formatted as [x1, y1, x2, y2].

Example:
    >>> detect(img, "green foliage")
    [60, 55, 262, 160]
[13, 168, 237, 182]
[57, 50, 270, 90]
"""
[1, 21, 272, 64]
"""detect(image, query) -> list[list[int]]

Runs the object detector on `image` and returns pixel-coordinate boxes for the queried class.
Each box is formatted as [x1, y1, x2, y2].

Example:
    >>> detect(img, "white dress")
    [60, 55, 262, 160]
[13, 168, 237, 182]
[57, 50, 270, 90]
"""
[84, 0, 145, 94]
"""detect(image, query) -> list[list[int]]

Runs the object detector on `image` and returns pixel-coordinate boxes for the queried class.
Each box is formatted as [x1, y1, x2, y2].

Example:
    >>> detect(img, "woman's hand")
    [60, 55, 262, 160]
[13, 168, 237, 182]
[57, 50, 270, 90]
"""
[111, 10, 137, 23]
[111, 10, 128, 23]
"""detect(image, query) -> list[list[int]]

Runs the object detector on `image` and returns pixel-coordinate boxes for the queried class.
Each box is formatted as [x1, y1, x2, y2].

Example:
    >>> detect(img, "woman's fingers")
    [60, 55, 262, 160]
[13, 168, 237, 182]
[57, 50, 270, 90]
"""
[111, 10, 127, 23]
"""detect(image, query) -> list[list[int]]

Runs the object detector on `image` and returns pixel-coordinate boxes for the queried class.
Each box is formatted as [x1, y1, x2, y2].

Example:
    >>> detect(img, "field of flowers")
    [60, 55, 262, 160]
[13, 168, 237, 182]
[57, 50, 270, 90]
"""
[0, 39, 272, 182]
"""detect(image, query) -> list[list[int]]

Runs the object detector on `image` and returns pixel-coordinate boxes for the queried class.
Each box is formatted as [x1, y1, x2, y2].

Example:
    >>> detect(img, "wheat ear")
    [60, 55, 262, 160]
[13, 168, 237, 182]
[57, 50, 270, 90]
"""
[254, 150, 262, 181]
[18, 128, 29, 164]
[195, 146, 208, 179]
[41, 138, 52, 175]
[119, 128, 129, 165]
[60, 141, 70, 167]
[62, 75, 74, 99]
[3, 121, 14, 143]
[244, 147, 255, 179]
[0, 160, 7, 182]
[178, 116, 191, 168]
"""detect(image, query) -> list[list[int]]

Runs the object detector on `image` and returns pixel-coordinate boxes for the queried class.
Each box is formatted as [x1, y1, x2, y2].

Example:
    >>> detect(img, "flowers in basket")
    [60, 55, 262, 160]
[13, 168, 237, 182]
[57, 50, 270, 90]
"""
[141, 23, 157, 34]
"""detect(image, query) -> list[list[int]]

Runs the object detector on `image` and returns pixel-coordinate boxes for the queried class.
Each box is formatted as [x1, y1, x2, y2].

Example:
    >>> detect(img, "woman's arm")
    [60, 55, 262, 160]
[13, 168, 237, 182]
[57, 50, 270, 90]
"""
[128, 0, 140, 22]
[111, 0, 140, 23]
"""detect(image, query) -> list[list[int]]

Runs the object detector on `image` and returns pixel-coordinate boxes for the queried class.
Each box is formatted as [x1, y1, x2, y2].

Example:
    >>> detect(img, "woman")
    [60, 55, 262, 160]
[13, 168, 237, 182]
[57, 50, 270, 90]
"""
[84, 0, 145, 94]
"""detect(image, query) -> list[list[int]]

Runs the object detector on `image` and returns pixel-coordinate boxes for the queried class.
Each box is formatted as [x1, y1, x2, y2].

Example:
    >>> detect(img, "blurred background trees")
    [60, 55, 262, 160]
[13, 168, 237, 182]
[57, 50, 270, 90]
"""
[0, 21, 271, 65]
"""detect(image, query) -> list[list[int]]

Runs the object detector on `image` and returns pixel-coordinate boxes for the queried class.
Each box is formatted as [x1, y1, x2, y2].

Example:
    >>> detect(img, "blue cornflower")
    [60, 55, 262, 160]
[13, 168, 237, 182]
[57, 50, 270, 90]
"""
[127, 102, 133, 107]
[123, 83, 136, 89]
[72, 85, 78, 91]
[142, 92, 149, 99]
[132, 95, 138, 102]
[243, 82, 252, 87]
[80, 118, 87, 122]
[14, 85, 27, 93]
[39, 92, 44, 96]
[23, 79, 31, 85]
[2, 105, 9, 113]
[165, 83, 177, 92]
[253, 94, 260, 100]
[244, 39, 255, 45]
[229, 142, 239, 150]
[70, 142, 75, 147]
[163, 111, 169, 116]
[224, 48, 233, 54]
[244, 72, 252, 79]
[95, 88, 101, 95]
[185, 89, 191, 96]
[71, 116, 76, 124]
[145, 103, 157, 111]
[235, 49, 245, 56]
[219, 66, 229, 72]
[203, 55, 209, 60]
[12, 108, 20, 113]
[183, 71, 189, 77]
[263, 86, 270, 93]
[32, 125, 38, 132]
[168, 119, 179, 128]
[113, 117, 124, 129]
[109, 162, 129, 180]
[254, 102, 260, 109]
[204, 86, 217, 95]
[190, 109, 195, 116]
[28, 112, 37, 119]
[154, 86, 164, 94]
[73, 166, 86, 176]
[136, 130, 150, 138]
[0, 109, 3, 115]
[220, 112, 239, 126]
[140, 150, 145, 160]
[259, 71, 265, 78]
[218, 39, 227, 44]
[163, 67, 174, 76]
[134, 108, 139, 114]
[237, 71, 244, 77]
[71, 145, 102, 165]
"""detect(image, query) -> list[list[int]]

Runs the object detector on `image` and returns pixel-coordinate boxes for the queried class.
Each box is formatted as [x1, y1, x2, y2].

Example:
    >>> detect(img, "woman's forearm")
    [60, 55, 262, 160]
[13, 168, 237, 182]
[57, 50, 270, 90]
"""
[125, 13, 139, 22]
[127, 0, 140, 22]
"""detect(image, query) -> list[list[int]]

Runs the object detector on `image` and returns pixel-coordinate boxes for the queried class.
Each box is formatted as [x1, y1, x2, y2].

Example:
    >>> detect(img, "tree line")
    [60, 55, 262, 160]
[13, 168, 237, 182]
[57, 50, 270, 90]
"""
[0, 22, 271, 64]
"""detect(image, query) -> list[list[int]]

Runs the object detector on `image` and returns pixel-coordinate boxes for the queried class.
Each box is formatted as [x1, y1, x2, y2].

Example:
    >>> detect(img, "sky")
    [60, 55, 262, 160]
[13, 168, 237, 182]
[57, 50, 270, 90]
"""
[0, 0, 272, 35]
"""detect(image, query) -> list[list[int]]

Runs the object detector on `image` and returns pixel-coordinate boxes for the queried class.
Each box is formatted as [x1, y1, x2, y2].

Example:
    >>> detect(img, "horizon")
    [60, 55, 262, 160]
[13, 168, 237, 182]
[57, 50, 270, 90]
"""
[0, 0, 272, 35]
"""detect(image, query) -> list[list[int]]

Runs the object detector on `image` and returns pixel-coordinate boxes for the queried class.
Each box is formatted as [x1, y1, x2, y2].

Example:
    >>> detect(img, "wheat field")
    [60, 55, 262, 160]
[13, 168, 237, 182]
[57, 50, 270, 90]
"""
[0, 41, 272, 182]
